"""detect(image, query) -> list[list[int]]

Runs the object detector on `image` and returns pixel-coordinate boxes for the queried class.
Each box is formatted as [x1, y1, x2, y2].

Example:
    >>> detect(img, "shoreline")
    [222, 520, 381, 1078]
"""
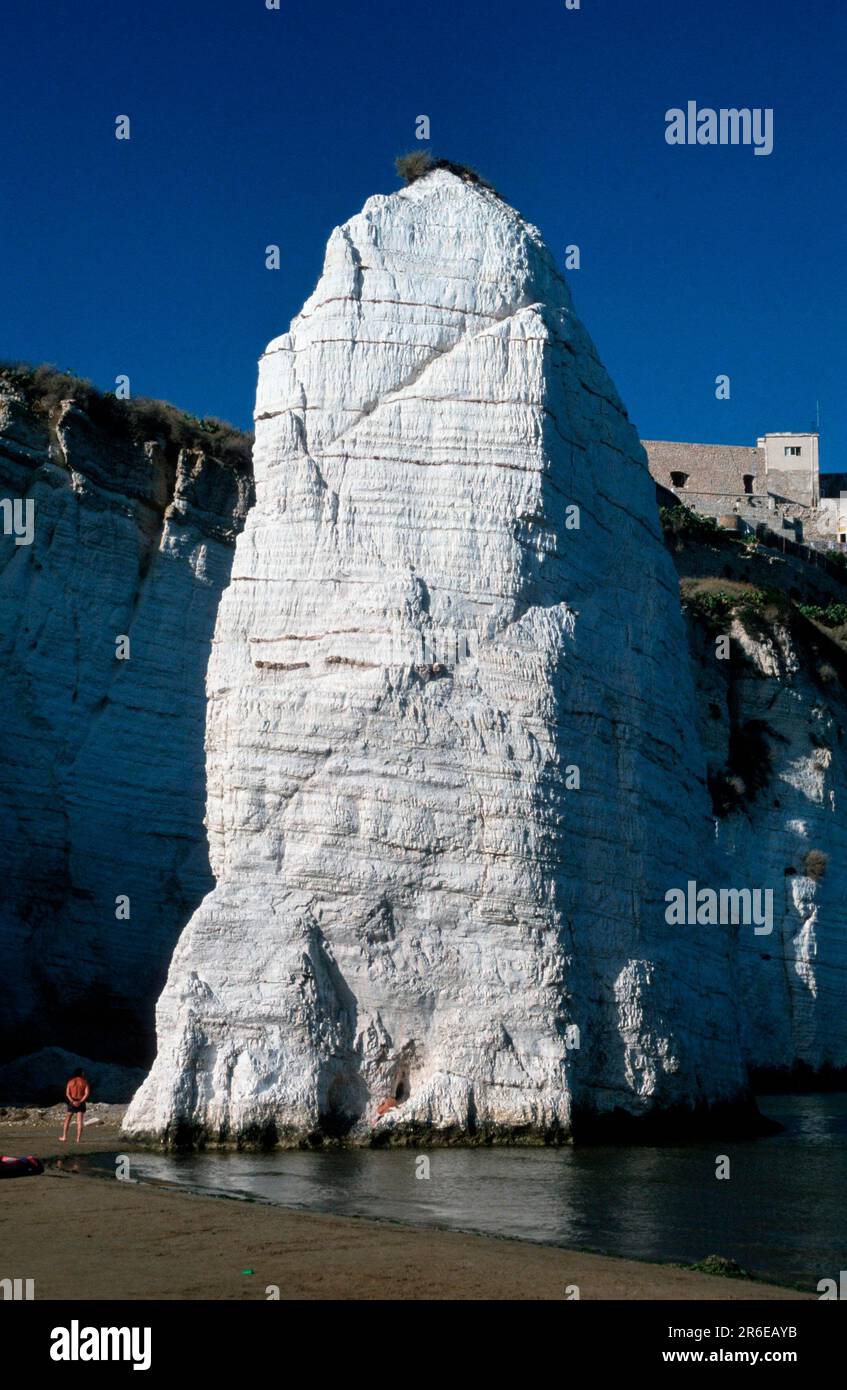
[123, 1088, 780, 1149]
[0, 1114, 815, 1301]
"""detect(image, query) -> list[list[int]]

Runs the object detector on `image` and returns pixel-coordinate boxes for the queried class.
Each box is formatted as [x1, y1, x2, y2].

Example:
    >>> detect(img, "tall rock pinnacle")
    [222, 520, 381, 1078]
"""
[126, 169, 748, 1144]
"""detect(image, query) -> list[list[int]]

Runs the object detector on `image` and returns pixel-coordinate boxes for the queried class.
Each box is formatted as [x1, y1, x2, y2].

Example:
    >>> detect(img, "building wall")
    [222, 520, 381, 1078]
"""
[758, 432, 819, 506]
[643, 440, 762, 498]
[816, 498, 847, 543]
[644, 434, 839, 543]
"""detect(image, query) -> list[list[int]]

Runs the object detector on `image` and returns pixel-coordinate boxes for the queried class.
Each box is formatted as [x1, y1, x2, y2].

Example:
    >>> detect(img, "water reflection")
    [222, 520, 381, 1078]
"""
[81, 1094, 847, 1288]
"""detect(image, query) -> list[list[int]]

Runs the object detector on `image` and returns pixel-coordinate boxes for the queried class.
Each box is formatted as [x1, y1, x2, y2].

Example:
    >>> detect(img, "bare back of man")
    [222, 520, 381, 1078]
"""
[60, 1071, 91, 1143]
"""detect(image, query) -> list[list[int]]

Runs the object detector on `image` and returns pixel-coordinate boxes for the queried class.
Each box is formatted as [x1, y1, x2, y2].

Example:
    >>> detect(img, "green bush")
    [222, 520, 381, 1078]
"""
[797, 602, 847, 628]
[683, 586, 773, 627]
[825, 550, 847, 574]
[696, 590, 735, 616]
[659, 504, 720, 541]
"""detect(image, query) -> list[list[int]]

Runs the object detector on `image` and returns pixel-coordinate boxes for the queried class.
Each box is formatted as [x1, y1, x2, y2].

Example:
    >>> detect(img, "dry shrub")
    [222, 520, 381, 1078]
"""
[0, 360, 252, 473]
[804, 849, 828, 881]
[395, 150, 434, 183]
[394, 152, 503, 198]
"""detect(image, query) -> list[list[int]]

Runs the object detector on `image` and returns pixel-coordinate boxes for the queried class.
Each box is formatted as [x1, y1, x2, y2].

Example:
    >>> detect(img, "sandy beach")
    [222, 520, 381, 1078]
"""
[0, 1109, 813, 1301]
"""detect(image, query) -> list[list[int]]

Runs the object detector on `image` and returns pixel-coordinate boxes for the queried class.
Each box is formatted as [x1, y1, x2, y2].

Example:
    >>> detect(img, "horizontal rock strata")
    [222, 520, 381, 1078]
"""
[0, 379, 253, 1066]
[127, 171, 751, 1145]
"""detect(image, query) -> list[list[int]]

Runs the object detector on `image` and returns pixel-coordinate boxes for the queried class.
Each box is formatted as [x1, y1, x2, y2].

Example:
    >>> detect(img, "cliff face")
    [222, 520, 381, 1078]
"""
[679, 576, 847, 1081]
[0, 376, 253, 1070]
[126, 170, 750, 1145]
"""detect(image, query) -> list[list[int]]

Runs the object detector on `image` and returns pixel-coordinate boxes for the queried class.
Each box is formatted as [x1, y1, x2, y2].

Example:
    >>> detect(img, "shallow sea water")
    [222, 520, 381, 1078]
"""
[82, 1093, 847, 1288]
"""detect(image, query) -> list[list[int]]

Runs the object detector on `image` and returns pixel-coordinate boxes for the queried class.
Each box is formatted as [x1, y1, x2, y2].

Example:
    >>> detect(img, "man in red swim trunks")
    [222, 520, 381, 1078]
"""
[60, 1069, 90, 1144]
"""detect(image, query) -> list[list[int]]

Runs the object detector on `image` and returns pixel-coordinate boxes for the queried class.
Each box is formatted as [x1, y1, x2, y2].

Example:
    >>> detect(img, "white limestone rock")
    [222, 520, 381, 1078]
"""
[689, 611, 847, 1076]
[0, 384, 253, 1066]
[126, 170, 750, 1145]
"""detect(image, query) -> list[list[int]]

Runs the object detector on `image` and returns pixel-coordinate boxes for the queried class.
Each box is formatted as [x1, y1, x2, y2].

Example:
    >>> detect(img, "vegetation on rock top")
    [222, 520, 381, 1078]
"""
[394, 151, 503, 199]
[0, 361, 253, 474]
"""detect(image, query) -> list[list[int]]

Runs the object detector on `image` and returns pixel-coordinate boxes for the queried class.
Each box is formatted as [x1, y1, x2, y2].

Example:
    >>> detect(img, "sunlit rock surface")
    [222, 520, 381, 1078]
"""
[126, 170, 751, 1145]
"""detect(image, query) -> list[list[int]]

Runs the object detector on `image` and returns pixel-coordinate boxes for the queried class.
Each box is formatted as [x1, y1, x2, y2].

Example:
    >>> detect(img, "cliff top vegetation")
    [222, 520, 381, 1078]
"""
[394, 151, 504, 199]
[0, 361, 253, 475]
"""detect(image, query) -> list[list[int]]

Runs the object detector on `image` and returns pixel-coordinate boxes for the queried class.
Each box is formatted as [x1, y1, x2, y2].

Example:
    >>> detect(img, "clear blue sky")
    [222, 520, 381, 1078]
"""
[2, 0, 845, 466]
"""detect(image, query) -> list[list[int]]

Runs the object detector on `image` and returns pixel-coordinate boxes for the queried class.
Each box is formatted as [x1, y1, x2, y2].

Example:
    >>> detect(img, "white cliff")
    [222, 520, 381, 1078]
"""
[0, 378, 253, 1075]
[126, 169, 754, 1145]
[685, 603, 847, 1078]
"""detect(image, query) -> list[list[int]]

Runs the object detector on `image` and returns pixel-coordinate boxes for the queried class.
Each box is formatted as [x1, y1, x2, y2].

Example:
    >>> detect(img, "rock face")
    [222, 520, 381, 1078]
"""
[0, 1047, 144, 1105]
[0, 382, 253, 1068]
[127, 170, 752, 1145]
[686, 606, 847, 1079]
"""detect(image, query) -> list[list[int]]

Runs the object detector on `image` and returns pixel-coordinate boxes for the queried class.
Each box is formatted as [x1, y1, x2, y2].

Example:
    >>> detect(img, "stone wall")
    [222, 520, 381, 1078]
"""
[644, 440, 762, 497]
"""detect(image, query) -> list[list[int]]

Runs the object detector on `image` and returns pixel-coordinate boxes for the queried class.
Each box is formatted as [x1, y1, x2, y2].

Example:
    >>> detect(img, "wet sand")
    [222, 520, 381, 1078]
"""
[0, 1115, 813, 1301]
